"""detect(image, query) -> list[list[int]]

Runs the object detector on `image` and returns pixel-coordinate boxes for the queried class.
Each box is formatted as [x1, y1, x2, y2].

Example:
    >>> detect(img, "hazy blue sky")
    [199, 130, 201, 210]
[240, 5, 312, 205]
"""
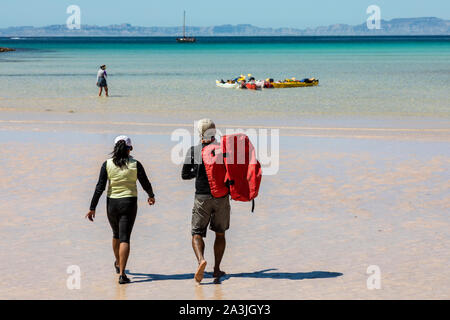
[0, 0, 449, 28]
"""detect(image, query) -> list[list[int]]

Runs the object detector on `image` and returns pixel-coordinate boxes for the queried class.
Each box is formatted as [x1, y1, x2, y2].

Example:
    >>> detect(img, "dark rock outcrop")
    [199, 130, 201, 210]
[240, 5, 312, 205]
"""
[0, 47, 15, 52]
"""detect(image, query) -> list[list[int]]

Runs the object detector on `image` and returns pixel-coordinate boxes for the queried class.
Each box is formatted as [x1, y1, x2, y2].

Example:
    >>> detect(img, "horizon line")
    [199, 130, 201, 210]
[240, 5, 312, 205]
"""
[2, 35, 450, 38]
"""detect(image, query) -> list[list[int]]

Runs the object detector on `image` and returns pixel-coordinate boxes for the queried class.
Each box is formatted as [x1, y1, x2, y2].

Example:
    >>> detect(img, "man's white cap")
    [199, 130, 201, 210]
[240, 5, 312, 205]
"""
[197, 118, 216, 140]
[114, 135, 132, 147]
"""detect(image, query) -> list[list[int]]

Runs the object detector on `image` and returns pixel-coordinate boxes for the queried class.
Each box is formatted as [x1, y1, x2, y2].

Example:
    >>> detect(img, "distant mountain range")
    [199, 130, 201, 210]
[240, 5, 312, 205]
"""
[1, 17, 449, 37]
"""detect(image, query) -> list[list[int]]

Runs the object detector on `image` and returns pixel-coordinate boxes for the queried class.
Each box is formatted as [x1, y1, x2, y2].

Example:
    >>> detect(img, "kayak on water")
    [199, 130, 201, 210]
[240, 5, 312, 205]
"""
[215, 79, 263, 90]
[216, 76, 318, 89]
[272, 78, 319, 88]
[216, 75, 268, 90]
[216, 80, 239, 88]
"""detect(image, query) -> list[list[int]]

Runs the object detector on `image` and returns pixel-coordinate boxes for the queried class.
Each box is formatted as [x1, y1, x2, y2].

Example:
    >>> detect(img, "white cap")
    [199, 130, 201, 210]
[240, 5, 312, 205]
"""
[114, 135, 132, 147]
[197, 118, 216, 140]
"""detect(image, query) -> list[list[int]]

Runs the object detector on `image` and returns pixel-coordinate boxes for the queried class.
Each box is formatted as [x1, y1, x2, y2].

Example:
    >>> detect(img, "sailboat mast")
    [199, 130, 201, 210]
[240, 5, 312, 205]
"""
[176, 9, 195, 42]
[183, 10, 186, 38]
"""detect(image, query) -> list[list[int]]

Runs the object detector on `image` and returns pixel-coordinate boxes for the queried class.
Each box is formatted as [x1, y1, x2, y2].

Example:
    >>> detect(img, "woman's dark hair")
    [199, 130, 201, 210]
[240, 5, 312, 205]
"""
[111, 140, 130, 169]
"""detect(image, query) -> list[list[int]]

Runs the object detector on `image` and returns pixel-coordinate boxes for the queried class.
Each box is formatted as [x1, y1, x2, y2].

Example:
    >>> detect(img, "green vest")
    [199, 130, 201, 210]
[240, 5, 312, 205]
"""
[106, 158, 138, 198]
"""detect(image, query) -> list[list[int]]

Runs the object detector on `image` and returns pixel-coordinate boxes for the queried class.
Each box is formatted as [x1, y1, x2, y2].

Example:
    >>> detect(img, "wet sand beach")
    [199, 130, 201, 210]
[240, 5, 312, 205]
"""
[0, 111, 449, 299]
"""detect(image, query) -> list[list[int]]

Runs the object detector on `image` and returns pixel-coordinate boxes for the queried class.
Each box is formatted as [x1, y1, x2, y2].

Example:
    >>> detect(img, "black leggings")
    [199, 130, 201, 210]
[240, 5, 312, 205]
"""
[107, 197, 137, 243]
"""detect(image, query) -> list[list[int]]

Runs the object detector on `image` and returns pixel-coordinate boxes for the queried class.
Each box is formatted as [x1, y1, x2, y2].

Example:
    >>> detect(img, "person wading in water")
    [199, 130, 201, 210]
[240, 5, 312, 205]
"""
[97, 64, 109, 97]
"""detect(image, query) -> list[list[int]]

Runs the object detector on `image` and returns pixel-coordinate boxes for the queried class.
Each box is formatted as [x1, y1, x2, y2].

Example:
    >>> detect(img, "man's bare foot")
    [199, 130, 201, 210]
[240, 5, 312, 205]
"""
[213, 270, 226, 278]
[195, 260, 207, 283]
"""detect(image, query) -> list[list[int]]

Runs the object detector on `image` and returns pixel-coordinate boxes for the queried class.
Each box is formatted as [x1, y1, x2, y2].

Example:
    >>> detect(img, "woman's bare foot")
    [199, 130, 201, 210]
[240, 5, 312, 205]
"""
[195, 260, 207, 283]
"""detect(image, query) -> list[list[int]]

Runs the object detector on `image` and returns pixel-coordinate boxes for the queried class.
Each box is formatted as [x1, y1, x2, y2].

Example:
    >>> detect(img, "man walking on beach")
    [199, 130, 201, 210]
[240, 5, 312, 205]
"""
[182, 119, 230, 283]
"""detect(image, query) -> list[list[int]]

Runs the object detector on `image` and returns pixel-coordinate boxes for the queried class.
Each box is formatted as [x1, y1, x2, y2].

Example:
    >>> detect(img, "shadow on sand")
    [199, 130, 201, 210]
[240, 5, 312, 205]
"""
[127, 268, 343, 285]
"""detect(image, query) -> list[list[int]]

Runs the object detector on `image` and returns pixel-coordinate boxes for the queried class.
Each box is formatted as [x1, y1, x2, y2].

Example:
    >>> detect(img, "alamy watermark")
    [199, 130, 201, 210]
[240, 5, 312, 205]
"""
[366, 265, 381, 290]
[64, 5, 380, 31]
[66, 265, 81, 290]
[171, 123, 280, 175]
[66, 5, 81, 30]
[367, 5, 381, 30]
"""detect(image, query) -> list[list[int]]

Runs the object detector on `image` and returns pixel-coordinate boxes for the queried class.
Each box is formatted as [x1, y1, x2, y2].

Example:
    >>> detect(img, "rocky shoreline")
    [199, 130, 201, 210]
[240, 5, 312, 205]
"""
[0, 47, 15, 52]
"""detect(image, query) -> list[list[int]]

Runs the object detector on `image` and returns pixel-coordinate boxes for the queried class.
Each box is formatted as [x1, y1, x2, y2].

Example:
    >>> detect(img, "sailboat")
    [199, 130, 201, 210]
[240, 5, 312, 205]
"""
[176, 10, 196, 43]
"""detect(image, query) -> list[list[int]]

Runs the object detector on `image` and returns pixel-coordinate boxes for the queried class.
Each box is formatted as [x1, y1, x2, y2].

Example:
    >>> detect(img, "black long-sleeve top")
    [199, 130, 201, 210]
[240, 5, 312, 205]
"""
[181, 143, 212, 195]
[89, 160, 155, 210]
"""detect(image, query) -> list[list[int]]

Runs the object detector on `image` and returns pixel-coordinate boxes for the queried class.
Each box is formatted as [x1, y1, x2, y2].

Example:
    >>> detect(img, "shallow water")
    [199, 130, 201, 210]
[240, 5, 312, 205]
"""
[0, 36, 449, 118]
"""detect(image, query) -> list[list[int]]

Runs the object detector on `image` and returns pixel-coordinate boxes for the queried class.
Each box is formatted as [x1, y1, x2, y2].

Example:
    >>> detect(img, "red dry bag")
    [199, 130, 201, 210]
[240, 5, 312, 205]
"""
[222, 133, 262, 203]
[202, 142, 229, 198]
[202, 134, 262, 212]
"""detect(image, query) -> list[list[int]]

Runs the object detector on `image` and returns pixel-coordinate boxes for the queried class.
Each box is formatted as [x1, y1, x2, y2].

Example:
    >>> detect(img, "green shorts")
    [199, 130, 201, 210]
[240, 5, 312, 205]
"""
[191, 194, 230, 237]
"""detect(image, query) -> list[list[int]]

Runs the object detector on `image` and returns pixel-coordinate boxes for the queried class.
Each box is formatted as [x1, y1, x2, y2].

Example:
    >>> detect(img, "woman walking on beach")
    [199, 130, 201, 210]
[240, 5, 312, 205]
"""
[86, 135, 156, 284]
[97, 64, 108, 96]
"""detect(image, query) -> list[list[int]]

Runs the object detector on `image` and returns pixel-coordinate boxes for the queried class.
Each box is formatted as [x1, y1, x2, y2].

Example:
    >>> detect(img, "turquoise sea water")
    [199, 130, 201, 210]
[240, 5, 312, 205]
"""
[0, 36, 449, 119]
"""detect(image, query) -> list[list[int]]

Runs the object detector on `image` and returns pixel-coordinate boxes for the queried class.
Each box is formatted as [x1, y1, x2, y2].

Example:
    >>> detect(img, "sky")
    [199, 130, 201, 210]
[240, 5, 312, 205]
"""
[0, 0, 449, 28]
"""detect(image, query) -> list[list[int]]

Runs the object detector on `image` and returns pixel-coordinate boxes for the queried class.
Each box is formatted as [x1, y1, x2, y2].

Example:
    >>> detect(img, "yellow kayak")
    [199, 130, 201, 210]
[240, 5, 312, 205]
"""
[272, 79, 319, 88]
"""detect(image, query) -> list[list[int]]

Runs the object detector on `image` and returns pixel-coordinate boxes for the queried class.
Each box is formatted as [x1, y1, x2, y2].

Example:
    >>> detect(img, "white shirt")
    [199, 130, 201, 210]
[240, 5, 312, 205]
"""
[97, 69, 106, 81]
